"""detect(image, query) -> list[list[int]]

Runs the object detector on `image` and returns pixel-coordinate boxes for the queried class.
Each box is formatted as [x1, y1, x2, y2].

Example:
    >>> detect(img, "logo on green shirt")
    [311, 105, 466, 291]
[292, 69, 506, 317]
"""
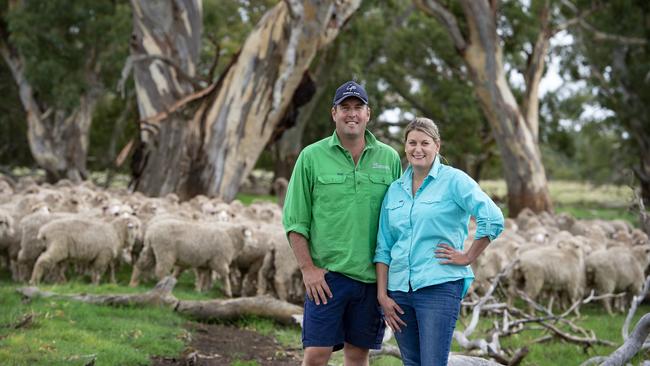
[372, 162, 389, 170]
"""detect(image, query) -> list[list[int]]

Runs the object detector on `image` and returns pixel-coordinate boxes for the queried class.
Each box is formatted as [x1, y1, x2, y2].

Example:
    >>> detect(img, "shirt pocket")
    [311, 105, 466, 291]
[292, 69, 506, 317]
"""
[419, 194, 460, 224]
[385, 199, 408, 228]
[314, 174, 350, 209]
[368, 174, 393, 207]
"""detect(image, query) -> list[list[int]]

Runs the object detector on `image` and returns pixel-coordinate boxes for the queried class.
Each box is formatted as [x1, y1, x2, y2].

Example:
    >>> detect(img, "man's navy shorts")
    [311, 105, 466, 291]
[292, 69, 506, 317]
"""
[302, 271, 385, 351]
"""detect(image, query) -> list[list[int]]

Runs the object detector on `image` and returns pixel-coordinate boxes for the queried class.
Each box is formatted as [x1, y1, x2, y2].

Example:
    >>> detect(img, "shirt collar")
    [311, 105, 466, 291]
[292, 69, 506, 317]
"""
[399, 155, 442, 187]
[329, 130, 378, 150]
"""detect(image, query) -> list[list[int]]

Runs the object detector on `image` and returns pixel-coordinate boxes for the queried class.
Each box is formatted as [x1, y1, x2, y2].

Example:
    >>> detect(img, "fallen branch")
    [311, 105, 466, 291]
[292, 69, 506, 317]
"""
[623, 275, 650, 343]
[601, 313, 650, 366]
[17, 277, 303, 325]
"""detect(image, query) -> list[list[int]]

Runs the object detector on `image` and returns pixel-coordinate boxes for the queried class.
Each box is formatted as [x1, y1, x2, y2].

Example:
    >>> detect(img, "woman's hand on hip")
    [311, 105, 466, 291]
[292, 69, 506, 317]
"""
[435, 243, 471, 266]
[378, 294, 406, 332]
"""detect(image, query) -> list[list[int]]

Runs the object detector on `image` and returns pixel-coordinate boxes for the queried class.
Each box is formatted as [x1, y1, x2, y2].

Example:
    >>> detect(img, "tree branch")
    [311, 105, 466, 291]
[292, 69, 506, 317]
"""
[413, 0, 467, 51]
[558, 0, 646, 45]
[602, 313, 650, 366]
[521, 0, 551, 142]
[117, 54, 206, 98]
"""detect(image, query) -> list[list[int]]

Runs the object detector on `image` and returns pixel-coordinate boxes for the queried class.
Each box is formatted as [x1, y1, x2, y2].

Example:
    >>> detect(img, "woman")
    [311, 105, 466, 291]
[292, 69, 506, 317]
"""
[374, 117, 504, 366]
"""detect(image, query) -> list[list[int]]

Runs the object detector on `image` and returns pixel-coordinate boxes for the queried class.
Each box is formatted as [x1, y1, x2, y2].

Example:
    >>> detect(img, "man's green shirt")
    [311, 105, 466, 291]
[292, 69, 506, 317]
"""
[282, 130, 402, 283]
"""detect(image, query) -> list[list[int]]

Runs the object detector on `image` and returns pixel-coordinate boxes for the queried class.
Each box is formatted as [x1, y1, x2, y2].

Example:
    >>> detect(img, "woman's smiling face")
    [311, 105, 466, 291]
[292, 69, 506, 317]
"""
[405, 129, 439, 170]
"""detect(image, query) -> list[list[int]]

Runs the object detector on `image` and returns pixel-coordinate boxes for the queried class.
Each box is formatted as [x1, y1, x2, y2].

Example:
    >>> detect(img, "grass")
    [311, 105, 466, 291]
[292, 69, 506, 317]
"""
[479, 180, 639, 225]
[0, 267, 220, 366]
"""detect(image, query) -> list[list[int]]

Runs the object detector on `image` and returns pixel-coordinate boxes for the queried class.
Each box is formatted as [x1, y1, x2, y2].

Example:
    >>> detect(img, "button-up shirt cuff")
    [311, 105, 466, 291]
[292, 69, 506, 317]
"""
[373, 254, 391, 265]
[476, 221, 503, 242]
[285, 224, 310, 242]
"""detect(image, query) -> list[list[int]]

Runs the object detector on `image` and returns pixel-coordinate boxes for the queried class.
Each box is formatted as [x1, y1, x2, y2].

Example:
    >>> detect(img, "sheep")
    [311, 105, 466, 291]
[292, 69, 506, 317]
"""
[224, 222, 268, 297]
[0, 208, 15, 270]
[585, 245, 650, 315]
[131, 218, 240, 295]
[256, 223, 302, 303]
[631, 229, 649, 246]
[511, 237, 586, 315]
[555, 212, 576, 231]
[471, 237, 519, 296]
[16, 210, 73, 282]
[30, 216, 141, 285]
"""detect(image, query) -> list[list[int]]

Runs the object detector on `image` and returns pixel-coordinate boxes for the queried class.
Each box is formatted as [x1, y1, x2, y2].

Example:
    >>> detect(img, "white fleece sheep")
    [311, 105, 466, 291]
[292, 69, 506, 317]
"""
[30, 216, 141, 285]
[512, 237, 586, 314]
[16, 210, 73, 282]
[131, 218, 239, 295]
[585, 245, 650, 315]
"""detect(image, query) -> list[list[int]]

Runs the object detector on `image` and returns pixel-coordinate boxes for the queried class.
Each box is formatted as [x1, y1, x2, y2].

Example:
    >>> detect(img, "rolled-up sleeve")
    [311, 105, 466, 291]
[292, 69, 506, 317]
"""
[453, 171, 504, 241]
[282, 152, 312, 241]
[374, 191, 394, 265]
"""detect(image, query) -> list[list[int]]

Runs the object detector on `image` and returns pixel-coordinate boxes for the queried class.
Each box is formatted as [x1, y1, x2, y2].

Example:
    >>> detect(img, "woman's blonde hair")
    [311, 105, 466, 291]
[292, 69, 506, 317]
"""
[403, 117, 441, 144]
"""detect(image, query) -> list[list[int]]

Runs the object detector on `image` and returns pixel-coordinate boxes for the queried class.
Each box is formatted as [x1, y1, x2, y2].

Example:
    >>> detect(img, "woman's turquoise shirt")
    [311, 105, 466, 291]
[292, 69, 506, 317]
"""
[373, 156, 504, 296]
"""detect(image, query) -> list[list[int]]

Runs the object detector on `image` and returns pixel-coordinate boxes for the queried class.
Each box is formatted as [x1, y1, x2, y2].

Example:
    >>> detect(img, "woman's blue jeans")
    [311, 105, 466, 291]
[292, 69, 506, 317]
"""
[388, 279, 463, 366]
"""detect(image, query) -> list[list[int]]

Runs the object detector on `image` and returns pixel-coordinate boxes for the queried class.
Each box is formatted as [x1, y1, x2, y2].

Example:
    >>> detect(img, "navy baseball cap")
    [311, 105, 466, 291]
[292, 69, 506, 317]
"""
[333, 81, 369, 106]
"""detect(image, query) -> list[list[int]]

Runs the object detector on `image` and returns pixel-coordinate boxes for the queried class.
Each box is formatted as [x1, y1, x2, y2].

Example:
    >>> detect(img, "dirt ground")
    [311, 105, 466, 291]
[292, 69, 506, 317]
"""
[150, 322, 301, 366]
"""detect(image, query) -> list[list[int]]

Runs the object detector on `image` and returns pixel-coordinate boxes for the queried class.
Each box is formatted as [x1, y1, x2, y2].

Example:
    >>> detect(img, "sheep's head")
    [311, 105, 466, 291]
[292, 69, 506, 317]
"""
[0, 212, 14, 239]
[125, 217, 143, 249]
[242, 227, 258, 248]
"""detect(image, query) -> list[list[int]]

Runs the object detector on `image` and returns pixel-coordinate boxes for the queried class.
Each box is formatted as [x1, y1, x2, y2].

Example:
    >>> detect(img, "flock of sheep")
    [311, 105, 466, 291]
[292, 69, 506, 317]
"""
[0, 175, 303, 303]
[1, 174, 649, 315]
[471, 208, 650, 315]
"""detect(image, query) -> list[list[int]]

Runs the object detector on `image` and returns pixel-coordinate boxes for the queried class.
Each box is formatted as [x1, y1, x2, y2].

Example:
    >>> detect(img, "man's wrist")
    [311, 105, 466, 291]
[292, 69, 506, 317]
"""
[299, 263, 316, 271]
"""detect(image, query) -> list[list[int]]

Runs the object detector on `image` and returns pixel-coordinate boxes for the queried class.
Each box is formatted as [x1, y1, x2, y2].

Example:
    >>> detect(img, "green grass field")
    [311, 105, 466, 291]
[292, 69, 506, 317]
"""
[1, 180, 648, 365]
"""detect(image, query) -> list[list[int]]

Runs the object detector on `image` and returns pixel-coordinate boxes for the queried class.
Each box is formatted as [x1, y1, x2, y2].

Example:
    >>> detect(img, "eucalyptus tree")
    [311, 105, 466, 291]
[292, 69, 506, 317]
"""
[411, 0, 588, 216]
[128, 0, 362, 200]
[0, 0, 130, 182]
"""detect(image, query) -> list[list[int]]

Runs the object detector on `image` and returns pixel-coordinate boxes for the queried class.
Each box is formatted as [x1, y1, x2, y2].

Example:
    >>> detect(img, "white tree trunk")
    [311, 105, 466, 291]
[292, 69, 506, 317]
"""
[415, 0, 553, 216]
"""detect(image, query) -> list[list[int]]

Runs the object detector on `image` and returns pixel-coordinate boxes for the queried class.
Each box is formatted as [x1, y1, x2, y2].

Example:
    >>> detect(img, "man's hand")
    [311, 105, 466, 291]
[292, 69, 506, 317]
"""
[301, 265, 333, 305]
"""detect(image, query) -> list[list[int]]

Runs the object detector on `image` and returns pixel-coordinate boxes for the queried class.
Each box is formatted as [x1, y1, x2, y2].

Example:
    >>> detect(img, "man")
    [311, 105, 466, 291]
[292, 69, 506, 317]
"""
[283, 80, 402, 366]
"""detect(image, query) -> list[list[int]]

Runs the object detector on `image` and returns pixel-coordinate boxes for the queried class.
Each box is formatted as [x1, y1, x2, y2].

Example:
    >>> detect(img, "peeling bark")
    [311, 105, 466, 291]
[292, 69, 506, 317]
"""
[414, 0, 553, 216]
[131, 0, 361, 200]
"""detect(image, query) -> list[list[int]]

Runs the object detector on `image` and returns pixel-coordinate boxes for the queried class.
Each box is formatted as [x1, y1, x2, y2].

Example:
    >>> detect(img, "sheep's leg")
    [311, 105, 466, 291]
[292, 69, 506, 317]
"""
[256, 251, 274, 296]
[524, 275, 543, 315]
[129, 265, 142, 287]
[109, 262, 117, 284]
[193, 268, 207, 292]
[242, 259, 264, 296]
[229, 267, 242, 297]
[129, 245, 154, 287]
[154, 254, 175, 280]
[172, 266, 184, 278]
[211, 260, 232, 297]
[274, 269, 291, 302]
[30, 247, 65, 285]
[92, 249, 114, 285]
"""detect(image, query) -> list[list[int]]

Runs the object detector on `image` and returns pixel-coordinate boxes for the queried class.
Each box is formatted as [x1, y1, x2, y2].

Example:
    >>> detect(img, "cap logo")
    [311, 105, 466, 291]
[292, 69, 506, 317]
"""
[346, 85, 357, 91]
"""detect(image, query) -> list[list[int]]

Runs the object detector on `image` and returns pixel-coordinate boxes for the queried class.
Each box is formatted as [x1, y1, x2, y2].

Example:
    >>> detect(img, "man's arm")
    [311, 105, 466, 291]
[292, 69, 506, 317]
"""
[288, 231, 332, 305]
